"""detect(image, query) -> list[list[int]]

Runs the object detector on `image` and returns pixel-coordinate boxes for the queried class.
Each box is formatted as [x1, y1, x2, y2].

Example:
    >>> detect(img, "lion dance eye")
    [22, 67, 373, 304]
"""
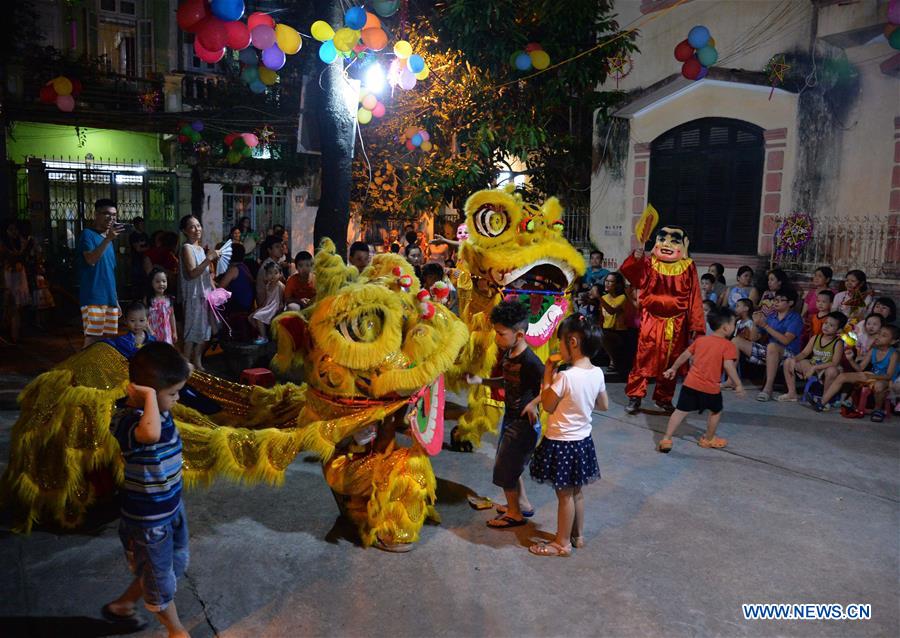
[337, 310, 384, 343]
[474, 204, 510, 238]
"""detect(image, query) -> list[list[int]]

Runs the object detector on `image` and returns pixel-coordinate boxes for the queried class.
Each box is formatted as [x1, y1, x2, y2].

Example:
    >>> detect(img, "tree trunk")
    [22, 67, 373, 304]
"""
[313, 0, 355, 259]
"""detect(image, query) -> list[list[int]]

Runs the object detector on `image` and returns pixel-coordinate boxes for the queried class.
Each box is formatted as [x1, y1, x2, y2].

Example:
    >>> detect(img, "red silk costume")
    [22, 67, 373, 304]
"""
[620, 254, 705, 404]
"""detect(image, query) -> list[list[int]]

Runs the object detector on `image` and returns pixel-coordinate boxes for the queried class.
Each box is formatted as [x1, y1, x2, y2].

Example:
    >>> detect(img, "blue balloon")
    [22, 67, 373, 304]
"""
[261, 44, 286, 71]
[514, 52, 532, 71]
[411, 133, 423, 147]
[687, 25, 710, 49]
[239, 48, 258, 66]
[319, 40, 338, 64]
[191, 120, 204, 132]
[407, 54, 425, 74]
[249, 79, 266, 94]
[696, 65, 709, 80]
[345, 7, 367, 30]
[210, 0, 245, 22]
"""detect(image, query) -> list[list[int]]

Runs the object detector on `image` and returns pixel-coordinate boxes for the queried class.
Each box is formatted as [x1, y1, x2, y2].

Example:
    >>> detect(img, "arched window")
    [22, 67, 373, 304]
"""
[648, 118, 764, 255]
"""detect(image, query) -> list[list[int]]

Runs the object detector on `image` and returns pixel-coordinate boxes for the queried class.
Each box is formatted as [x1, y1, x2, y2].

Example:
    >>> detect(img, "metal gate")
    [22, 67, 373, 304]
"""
[222, 185, 287, 240]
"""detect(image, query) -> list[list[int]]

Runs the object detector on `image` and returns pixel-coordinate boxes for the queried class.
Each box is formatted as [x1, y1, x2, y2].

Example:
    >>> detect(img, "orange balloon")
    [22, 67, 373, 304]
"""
[361, 27, 388, 51]
[363, 11, 381, 30]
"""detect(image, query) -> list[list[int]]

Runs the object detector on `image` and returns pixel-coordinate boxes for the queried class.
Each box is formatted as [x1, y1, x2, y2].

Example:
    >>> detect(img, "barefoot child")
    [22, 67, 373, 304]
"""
[658, 307, 745, 453]
[528, 315, 608, 557]
[103, 342, 192, 637]
[467, 301, 543, 528]
[778, 311, 846, 402]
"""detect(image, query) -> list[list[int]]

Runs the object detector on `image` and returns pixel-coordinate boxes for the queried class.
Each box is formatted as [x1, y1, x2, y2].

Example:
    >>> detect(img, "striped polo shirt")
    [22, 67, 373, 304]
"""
[112, 402, 183, 526]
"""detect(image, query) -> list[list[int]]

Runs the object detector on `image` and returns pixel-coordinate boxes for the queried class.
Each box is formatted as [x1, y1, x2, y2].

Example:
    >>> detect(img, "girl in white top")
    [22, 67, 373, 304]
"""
[528, 315, 609, 557]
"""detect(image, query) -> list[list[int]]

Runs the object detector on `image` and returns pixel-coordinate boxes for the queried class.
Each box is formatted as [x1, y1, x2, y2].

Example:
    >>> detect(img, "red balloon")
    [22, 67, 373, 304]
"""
[197, 17, 228, 51]
[674, 39, 694, 62]
[524, 42, 542, 52]
[246, 11, 274, 31]
[39, 84, 57, 104]
[682, 56, 702, 80]
[70, 78, 83, 96]
[177, 0, 208, 33]
[178, 134, 189, 143]
[224, 20, 250, 50]
[224, 133, 239, 146]
[405, 140, 415, 151]
[194, 38, 225, 63]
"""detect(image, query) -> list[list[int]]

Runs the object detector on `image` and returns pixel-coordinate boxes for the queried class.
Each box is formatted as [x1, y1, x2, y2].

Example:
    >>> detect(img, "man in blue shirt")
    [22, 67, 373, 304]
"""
[584, 250, 610, 289]
[78, 198, 122, 348]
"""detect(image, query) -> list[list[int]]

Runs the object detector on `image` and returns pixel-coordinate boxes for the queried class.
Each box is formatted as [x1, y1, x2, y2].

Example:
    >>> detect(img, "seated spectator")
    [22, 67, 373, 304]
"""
[599, 272, 634, 375]
[700, 273, 718, 304]
[801, 266, 833, 319]
[348, 241, 372, 272]
[833, 269, 874, 324]
[707, 262, 727, 301]
[721, 266, 759, 309]
[217, 243, 255, 314]
[778, 311, 846, 402]
[284, 251, 316, 311]
[872, 297, 897, 324]
[250, 261, 284, 345]
[808, 289, 834, 338]
[256, 236, 285, 306]
[757, 268, 792, 316]
[733, 287, 803, 401]
[848, 313, 886, 368]
[702, 300, 716, 333]
[734, 298, 754, 340]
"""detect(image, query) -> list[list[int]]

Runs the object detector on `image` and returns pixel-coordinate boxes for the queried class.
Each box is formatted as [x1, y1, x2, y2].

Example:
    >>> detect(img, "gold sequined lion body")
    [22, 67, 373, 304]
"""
[450, 186, 586, 448]
[1, 239, 468, 549]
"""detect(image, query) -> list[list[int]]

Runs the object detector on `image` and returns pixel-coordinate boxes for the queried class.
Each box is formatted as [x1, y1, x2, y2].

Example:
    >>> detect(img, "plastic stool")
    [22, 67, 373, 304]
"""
[854, 385, 892, 420]
[240, 367, 276, 388]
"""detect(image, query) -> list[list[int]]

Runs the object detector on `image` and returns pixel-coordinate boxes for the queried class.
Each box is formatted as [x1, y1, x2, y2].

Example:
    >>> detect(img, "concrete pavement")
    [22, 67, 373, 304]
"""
[1, 384, 898, 637]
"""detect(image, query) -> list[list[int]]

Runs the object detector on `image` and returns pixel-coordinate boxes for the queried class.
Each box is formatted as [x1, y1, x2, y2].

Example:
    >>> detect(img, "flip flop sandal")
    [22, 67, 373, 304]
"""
[756, 391, 772, 402]
[494, 504, 535, 518]
[870, 410, 885, 423]
[529, 541, 571, 557]
[466, 495, 494, 510]
[657, 439, 673, 453]
[487, 514, 527, 529]
[776, 394, 798, 402]
[101, 604, 148, 631]
[698, 436, 727, 449]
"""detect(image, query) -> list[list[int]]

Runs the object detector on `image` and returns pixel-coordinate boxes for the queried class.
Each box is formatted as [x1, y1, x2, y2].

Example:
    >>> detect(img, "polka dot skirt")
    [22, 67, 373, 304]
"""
[530, 436, 600, 490]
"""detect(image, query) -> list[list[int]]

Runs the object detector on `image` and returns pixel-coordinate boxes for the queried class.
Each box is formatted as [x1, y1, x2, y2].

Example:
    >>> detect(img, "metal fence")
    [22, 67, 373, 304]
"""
[773, 214, 899, 280]
[563, 206, 591, 249]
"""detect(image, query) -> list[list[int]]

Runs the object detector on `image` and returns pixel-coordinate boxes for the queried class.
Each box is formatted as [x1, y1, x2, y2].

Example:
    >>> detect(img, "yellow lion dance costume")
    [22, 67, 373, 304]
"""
[450, 185, 586, 449]
[1, 239, 467, 551]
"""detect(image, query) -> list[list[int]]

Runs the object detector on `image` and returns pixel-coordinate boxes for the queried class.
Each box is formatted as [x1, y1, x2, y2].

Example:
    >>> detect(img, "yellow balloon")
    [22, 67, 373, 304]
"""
[53, 76, 73, 96]
[311, 20, 335, 42]
[275, 24, 302, 54]
[259, 67, 278, 85]
[420, 140, 433, 152]
[393, 40, 412, 59]
[530, 50, 550, 70]
[415, 64, 429, 80]
[333, 27, 359, 52]
[357, 107, 373, 124]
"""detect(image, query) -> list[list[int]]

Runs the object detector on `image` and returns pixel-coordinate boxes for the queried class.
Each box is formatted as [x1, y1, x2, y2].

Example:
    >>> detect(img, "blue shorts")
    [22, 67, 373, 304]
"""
[118, 505, 189, 612]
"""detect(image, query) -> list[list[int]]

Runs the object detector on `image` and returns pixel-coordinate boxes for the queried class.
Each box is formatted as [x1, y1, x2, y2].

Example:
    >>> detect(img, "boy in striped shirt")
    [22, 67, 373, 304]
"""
[103, 342, 192, 637]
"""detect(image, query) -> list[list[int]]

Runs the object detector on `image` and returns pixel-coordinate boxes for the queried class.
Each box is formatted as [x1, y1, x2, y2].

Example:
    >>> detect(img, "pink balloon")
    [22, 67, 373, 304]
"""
[56, 94, 75, 112]
[241, 133, 259, 148]
[420, 130, 430, 141]
[194, 38, 226, 63]
[371, 102, 386, 118]
[889, 0, 900, 24]
[251, 25, 276, 50]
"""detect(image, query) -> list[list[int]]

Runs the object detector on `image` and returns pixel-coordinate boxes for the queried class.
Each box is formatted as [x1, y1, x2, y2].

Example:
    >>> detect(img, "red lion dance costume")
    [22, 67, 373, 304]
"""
[620, 225, 705, 413]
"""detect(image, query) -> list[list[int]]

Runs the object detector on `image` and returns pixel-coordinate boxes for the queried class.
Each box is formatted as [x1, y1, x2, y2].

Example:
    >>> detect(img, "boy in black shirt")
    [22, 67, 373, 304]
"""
[468, 301, 544, 528]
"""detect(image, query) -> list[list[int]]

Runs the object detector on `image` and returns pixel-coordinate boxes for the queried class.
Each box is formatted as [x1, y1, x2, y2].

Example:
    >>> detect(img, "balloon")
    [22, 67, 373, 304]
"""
[177, 0, 208, 32]
[345, 7, 367, 30]
[886, 23, 898, 38]
[333, 27, 359, 52]
[194, 38, 226, 63]
[889, 0, 900, 24]
[398, 67, 417, 90]
[249, 79, 267, 94]
[524, 42, 542, 52]
[696, 65, 709, 80]
[191, 120, 204, 132]
[372, 0, 400, 17]
[210, 0, 244, 22]
[357, 108, 372, 124]
[674, 39, 694, 62]
[708, 37, 716, 47]
[52, 76, 73, 96]
[70, 78, 83, 96]
[39, 85, 57, 104]
[393, 40, 412, 59]
[407, 54, 425, 73]
[251, 25, 276, 50]
[420, 130, 430, 141]
[258, 67, 277, 85]
[411, 133, 423, 146]
[246, 12, 274, 31]
[404, 126, 418, 139]
[261, 44, 286, 70]
[275, 24, 301, 54]
[890, 27, 900, 50]
[372, 102, 386, 118]
[311, 20, 335, 42]
[530, 50, 550, 70]
[178, 134, 189, 144]
[514, 52, 532, 71]
[415, 66, 429, 80]
[225, 133, 239, 146]
[233, 136, 246, 149]
[241, 133, 259, 147]
[56, 94, 75, 112]
[227, 150, 241, 164]
[687, 25, 710, 49]
[420, 140, 432, 152]
[198, 17, 228, 51]
[363, 12, 381, 30]
[361, 27, 388, 51]
[361, 93, 377, 110]
[189, 130, 201, 142]
[405, 140, 415, 151]
[239, 47, 258, 65]
[240, 66, 259, 83]
[318, 40, 338, 64]
[696, 45, 718, 67]
[681, 57, 702, 80]
[241, 145, 252, 157]
[224, 20, 251, 50]
[181, 124, 193, 135]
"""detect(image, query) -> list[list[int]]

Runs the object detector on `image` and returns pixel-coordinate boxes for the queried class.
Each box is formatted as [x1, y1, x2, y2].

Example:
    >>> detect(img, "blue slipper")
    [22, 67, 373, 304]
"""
[494, 504, 535, 518]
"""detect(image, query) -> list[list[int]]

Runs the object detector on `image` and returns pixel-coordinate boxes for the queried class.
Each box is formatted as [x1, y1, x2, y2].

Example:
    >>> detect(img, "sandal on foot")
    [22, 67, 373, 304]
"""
[529, 541, 571, 557]
[776, 393, 798, 402]
[101, 604, 148, 630]
[698, 436, 727, 449]
[487, 514, 527, 529]
[870, 409, 885, 423]
[494, 504, 535, 517]
[756, 391, 772, 402]
[571, 535, 585, 548]
[657, 439, 673, 453]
